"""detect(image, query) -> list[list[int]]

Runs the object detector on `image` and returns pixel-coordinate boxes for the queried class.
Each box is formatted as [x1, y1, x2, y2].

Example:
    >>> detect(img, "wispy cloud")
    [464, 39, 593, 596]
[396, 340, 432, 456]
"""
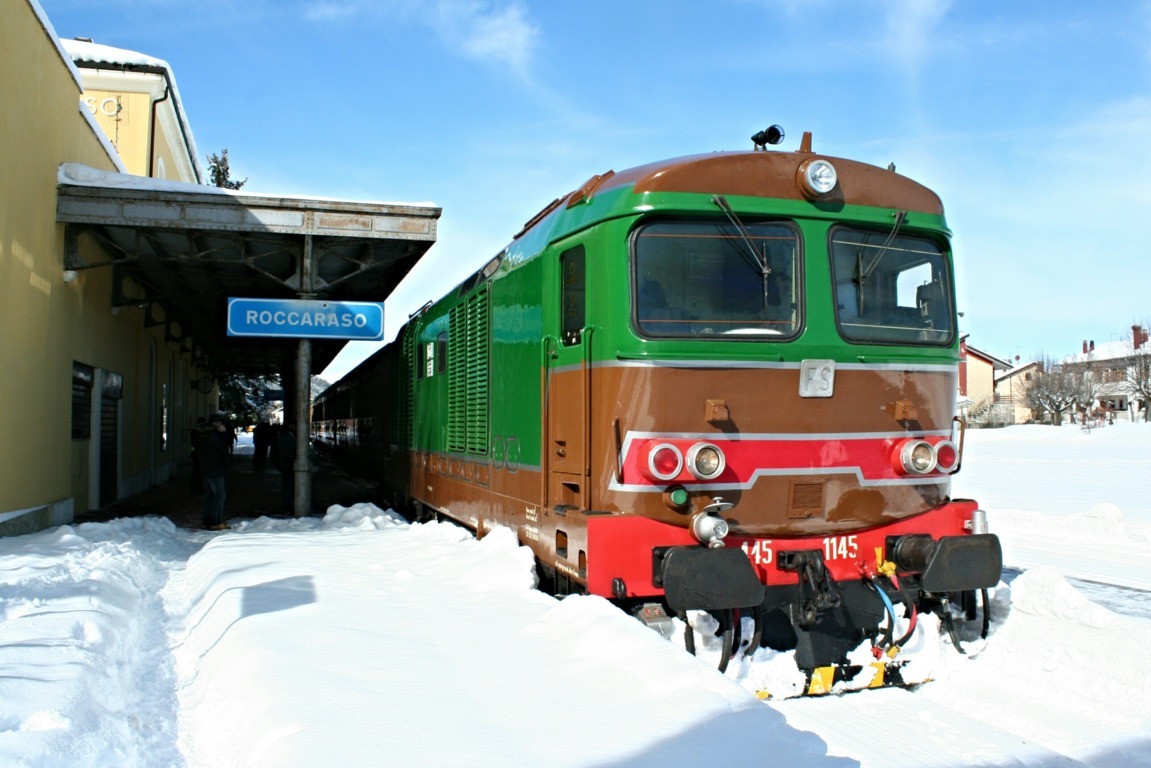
[429, 1, 539, 77]
[882, 0, 952, 85]
[300, 0, 540, 78]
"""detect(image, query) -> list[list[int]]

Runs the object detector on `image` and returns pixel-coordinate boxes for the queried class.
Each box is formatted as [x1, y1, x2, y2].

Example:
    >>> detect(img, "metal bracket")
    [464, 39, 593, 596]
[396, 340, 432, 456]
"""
[777, 549, 841, 627]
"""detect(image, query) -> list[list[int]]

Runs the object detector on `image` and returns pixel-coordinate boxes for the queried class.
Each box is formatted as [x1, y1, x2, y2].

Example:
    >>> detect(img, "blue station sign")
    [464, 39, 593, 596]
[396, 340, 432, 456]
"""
[227, 298, 385, 340]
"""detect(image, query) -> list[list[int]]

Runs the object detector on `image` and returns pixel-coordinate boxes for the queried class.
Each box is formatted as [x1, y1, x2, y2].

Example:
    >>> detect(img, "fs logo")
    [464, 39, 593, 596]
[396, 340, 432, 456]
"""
[799, 360, 835, 398]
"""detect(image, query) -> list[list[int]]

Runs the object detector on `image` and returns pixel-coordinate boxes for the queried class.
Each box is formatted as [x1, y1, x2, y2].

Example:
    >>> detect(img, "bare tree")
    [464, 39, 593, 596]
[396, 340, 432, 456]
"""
[1025, 354, 1098, 426]
[1125, 324, 1151, 422]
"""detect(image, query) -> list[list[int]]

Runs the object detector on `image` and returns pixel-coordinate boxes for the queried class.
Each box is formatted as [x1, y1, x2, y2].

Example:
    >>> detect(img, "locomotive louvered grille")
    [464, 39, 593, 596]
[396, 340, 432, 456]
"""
[788, 481, 825, 519]
[447, 305, 466, 452]
[400, 326, 415, 448]
[465, 291, 490, 454]
[447, 288, 490, 455]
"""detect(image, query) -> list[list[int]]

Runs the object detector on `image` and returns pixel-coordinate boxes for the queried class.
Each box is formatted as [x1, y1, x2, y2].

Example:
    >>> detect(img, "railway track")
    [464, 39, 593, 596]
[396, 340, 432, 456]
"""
[776, 687, 1093, 767]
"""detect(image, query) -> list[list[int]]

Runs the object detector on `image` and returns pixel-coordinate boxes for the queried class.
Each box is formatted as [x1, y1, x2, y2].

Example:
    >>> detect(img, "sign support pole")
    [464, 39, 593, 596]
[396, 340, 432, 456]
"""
[293, 235, 315, 517]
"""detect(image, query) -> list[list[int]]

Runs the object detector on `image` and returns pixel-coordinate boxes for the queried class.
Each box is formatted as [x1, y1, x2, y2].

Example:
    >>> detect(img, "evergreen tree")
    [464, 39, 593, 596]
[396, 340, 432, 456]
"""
[207, 148, 247, 190]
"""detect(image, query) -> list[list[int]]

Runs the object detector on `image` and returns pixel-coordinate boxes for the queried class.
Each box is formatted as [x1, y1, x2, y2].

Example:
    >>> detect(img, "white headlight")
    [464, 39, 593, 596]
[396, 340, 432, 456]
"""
[798, 159, 838, 197]
[686, 442, 725, 480]
[900, 440, 937, 475]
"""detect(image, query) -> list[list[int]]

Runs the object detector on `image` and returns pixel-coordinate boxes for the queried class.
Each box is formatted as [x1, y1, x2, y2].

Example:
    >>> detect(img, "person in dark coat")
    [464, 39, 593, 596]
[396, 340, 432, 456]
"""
[189, 417, 211, 494]
[252, 420, 273, 474]
[200, 413, 231, 530]
[271, 424, 298, 514]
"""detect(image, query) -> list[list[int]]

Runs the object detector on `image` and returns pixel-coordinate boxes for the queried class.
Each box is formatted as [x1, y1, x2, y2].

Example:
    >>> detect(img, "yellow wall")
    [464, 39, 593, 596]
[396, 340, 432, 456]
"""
[81, 89, 152, 175]
[965, 355, 996, 409]
[1, 0, 209, 527]
[1, 1, 115, 516]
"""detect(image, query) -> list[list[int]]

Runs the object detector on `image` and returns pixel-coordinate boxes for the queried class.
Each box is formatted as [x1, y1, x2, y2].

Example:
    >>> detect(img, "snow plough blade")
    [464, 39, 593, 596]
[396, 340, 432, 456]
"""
[803, 660, 920, 696]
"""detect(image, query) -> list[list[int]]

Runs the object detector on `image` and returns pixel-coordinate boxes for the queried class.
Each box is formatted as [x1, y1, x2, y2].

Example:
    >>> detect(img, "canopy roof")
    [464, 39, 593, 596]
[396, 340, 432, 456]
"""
[57, 165, 441, 376]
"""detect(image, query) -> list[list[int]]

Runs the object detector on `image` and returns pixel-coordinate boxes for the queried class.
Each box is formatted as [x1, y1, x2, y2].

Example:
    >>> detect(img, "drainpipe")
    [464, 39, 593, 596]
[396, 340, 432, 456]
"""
[147, 84, 170, 178]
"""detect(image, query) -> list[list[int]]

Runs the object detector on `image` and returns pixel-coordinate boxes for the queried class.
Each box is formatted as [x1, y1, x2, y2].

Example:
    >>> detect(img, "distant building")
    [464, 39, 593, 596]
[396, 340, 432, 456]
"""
[63, 38, 202, 184]
[1059, 327, 1151, 419]
[958, 336, 1016, 426]
[994, 361, 1040, 425]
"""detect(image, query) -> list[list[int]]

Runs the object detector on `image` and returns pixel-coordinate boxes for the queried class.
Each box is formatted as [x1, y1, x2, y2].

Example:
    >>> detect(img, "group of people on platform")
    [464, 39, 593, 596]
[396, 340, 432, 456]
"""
[189, 416, 298, 531]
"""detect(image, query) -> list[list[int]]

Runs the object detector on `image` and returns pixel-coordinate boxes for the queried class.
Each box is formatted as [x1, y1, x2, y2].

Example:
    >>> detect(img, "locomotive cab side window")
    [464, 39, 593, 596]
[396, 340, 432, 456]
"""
[632, 219, 801, 339]
[830, 226, 954, 345]
[560, 245, 586, 347]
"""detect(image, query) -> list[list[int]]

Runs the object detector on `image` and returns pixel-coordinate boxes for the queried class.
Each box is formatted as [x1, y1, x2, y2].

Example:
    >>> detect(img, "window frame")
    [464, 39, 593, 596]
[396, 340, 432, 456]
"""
[828, 224, 956, 347]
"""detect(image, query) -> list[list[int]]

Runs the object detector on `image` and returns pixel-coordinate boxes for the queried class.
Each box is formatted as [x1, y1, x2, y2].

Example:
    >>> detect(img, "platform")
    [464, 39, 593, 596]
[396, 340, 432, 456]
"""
[80, 433, 381, 530]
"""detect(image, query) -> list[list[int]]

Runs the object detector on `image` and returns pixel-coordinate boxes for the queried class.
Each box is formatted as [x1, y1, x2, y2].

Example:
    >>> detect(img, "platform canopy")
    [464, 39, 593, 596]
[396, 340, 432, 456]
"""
[57, 164, 441, 376]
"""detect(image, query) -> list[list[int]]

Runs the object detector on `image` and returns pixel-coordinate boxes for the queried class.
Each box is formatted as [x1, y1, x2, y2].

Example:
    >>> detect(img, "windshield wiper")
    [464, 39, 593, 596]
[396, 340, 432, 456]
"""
[859, 210, 908, 282]
[713, 195, 772, 306]
[713, 195, 769, 275]
[853, 210, 908, 317]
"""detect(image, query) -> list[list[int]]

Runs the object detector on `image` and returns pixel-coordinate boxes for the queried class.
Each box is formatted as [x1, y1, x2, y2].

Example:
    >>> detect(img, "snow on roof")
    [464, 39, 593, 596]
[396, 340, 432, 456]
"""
[27, 0, 83, 89]
[964, 343, 1013, 371]
[59, 38, 204, 183]
[60, 38, 169, 70]
[58, 162, 438, 210]
[995, 360, 1039, 383]
[1062, 339, 1133, 366]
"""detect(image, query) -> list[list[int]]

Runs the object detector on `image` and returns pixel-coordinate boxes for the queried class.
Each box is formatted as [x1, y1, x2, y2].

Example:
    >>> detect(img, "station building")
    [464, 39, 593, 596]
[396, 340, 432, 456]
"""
[1, 0, 440, 535]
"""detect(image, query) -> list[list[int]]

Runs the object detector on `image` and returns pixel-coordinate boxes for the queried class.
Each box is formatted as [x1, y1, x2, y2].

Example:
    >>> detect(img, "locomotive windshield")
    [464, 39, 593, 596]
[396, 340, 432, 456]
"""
[632, 219, 800, 339]
[830, 226, 954, 345]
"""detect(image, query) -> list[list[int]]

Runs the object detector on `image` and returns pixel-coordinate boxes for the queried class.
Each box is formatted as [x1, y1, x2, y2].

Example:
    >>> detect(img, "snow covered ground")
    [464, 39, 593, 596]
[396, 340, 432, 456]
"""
[0, 424, 1149, 767]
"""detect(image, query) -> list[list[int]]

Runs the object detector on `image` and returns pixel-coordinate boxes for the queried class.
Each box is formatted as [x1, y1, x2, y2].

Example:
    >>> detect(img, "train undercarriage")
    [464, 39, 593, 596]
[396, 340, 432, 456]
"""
[532, 507, 1002, 695]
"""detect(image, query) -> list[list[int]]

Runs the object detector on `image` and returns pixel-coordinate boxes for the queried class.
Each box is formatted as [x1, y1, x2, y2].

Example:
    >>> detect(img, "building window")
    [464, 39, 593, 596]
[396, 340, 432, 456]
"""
[72, 362, 94, 439]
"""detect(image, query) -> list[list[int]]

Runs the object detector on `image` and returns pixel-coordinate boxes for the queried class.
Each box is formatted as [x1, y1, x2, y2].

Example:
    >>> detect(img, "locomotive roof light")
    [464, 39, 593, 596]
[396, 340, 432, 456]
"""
[752, 125, 785, 150]
[897, 439, 937, 475]
[686, 442, 726, 481]
[646, 443, 684, 482]
[691, 512, 730, 548]
[797, 158, 838, 198]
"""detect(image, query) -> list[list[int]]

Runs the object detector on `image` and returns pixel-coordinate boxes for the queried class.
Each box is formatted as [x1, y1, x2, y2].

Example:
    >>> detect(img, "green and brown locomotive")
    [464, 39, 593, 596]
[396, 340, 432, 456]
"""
[313, 128, 1002, 690]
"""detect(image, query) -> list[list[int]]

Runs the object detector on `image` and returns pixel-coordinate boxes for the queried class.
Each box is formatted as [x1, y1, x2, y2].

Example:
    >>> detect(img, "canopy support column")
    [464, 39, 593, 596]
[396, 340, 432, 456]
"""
[293, 235, 315, 517]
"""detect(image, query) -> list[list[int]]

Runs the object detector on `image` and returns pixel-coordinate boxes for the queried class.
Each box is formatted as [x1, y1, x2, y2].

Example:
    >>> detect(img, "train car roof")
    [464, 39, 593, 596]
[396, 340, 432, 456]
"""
[591, 150, 943, 215]
[505, 143, 946, 259]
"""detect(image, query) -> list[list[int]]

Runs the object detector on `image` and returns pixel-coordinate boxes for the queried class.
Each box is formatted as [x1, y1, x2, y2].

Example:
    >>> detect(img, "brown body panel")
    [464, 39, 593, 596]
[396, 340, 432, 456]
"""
[573, 361, 955, 537]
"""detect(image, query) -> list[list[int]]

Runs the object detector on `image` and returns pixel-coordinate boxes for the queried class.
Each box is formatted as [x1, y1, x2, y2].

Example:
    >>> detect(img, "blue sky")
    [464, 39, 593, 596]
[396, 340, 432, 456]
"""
[38, 0, 1151, 378]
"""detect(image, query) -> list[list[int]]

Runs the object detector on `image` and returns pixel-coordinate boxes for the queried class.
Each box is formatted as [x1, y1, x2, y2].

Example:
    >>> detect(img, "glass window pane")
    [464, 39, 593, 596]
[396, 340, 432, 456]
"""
[633, 220, 801, 339]
[830, 227, 954, 345]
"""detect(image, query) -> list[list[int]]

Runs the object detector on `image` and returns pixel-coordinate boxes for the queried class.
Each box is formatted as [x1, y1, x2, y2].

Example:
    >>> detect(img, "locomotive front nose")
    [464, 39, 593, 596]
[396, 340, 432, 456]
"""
[888, 533, 1003, 594]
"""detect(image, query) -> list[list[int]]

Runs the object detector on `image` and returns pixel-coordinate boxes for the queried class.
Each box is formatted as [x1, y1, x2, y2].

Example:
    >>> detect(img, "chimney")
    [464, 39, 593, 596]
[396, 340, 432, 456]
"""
[1082, 340, 1088, 354]
[1135, 325, 1143, 351]
[1090, 340, 1095, 352]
